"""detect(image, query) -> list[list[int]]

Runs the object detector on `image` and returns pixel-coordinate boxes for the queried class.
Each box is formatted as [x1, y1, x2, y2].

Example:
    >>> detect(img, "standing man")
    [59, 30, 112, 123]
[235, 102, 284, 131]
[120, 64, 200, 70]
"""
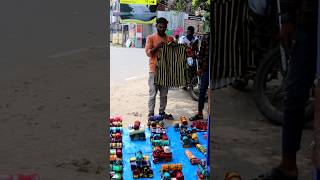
[179, 26, 199, 90]
[145, 17, 174, 118]
[254, 0, 317, 179]
[189, 33, 210, 121]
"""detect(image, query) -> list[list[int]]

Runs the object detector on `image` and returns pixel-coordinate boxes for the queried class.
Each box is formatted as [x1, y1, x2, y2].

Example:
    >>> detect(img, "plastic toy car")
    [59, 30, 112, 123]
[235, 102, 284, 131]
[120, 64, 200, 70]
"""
[180, 116, 188, 125]
[152, 146, 172, 163]
[128, 121, 146, 141]
[150, 133, 170, 146]
[130, 151, 154, 179]
[185, 150, 200, 165]
[161, 164, 184, 180]
[196, 144, 207, 156]
[191, 121, 208, 131]
[197, 159, 210, 180]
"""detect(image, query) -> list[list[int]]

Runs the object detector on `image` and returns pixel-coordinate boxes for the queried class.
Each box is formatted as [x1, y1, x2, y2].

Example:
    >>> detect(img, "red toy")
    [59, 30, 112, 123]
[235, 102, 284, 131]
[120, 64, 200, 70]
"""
[161, 164, 184, 180]
[110, 115, 123, 127]
[152, 146, 172, 163]
[191, 121, 208, 131]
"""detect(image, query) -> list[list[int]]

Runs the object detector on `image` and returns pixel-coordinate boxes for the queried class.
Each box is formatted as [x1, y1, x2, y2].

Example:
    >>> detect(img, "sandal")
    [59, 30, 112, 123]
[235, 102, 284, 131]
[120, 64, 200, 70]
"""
[160, 112, 174, 120]
[189, 114, 203, 121]
[253, 167, 298, 180]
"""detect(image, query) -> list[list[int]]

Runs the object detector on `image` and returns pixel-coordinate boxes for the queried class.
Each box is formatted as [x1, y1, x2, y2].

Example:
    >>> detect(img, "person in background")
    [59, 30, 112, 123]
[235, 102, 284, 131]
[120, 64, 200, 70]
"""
[189, 33, 210, 121]
[178, 26, 199, 90]
[174, 34, 180, 43]
[254, 0, 317, 179]
[145, 17, 174, 119]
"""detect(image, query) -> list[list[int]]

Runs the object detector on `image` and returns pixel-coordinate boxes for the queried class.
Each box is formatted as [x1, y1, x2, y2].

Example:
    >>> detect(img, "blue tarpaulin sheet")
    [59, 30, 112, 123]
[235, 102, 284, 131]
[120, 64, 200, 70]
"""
[121, 127, 208, 180]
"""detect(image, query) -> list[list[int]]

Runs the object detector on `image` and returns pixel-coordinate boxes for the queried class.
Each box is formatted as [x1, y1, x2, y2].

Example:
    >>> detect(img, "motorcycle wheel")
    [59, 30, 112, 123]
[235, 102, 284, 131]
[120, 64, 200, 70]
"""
[255, 47, 314, 125]
[188, 76, 208, 101]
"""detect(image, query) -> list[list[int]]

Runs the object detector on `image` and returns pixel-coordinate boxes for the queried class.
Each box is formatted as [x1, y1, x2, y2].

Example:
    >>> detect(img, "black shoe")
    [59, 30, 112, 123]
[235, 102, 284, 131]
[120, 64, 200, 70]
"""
[148, 113, 154, 117]
[159, 112, 174, 120]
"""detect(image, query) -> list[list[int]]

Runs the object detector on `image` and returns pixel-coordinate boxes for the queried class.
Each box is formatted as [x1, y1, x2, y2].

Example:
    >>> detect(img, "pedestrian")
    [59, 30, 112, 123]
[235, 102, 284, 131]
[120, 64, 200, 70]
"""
[254, 0, 317, 179]
[188, 33, 210, 121]
[145, 17, 175, 119]
[178, 26, 199, 90]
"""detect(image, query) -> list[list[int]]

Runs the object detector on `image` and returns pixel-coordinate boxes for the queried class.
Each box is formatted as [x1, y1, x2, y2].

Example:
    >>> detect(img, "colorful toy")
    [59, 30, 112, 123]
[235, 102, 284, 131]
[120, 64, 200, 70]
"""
[110, 115, 123, 127]
[185, 150, 200, 165]
[196, 144, 207, 156]
[110, 132, 122, 143]
[128, 120, 146, 141]
[110, 148, 122, 158]
[110, 127, 123, 133]
[191, 121, 208, 131]
[150, 126, 166, 134]
[152, 146, 172, 163]
[148, 115, 165, 128]
[197, 159, 210, 180]
[110, 143, 122, 149]
[150, 132, 170, 146]
[161, 164, 184, 180]
[110, 172, 122, 180]
[130, 151, 154, 179]
[180, 128, 199, 147]
[110, 164, 123, 172]
[180, 116, 188, 126]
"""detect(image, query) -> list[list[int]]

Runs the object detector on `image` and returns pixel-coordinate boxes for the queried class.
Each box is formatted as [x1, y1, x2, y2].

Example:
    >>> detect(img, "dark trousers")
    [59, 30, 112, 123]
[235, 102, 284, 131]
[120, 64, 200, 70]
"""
[282, 28, 316, 154]
[198, 69, 210, 112]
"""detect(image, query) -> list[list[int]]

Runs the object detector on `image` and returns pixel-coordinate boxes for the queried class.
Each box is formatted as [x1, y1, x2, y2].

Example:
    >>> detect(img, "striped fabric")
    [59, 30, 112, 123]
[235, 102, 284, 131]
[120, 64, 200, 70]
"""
[155, 43, 188, 87]
[211, 0, 255, 87]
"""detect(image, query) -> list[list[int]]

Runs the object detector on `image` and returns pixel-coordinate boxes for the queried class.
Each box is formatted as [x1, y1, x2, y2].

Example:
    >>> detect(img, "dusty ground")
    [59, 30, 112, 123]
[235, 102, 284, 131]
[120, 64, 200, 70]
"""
[0, 47, 107, 180]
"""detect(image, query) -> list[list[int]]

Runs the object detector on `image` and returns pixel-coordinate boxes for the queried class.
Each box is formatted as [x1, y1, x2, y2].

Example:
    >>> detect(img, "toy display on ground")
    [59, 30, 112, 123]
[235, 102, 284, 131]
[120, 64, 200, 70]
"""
[150, 130, 170, 146]
[196, 160, 210, 180]
[110, 115, 124, 180]
[129, 151, 154, 178]
[185, 150, 200, 165]
[152, 146, 172, 163]
[128, 120, 146, 141]
[196, 144, 207, 156]
[180, 126, 199, 148]
[110, 113, 209, 180]
[147, 115, 165, 129]
[161, 164, 184, 180]
[191, 121, 208, 132]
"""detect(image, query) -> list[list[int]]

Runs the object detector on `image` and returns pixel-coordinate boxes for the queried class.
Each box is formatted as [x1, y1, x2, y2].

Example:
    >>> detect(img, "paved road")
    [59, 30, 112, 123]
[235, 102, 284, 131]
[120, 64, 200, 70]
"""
[110, 46, 149, 85]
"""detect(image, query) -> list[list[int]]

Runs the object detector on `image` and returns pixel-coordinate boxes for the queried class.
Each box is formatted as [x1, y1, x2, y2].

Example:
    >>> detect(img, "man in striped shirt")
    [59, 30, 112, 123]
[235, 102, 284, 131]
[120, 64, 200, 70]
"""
[254, 0, 317, 179]
[145, 17, 174, 118]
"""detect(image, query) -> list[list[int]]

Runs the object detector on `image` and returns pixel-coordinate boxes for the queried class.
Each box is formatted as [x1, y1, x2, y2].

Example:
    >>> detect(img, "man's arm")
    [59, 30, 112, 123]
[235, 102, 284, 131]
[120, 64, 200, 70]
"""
[145, 36, 154, 57]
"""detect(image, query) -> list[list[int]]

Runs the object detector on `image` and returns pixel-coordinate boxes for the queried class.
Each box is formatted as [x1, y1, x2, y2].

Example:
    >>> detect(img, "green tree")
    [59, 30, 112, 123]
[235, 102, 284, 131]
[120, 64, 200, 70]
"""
[175, 0, 187, 12]
[192, 0, 210, 11]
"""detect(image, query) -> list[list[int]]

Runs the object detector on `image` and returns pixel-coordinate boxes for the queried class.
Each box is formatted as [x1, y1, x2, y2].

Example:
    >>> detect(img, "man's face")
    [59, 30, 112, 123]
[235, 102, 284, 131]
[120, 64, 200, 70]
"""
[187, 30, 194, 37]
[156, 23, 167, 36]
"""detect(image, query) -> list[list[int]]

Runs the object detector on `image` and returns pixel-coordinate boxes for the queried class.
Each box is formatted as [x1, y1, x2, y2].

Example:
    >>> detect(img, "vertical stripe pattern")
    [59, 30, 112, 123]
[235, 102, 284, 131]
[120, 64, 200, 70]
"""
[155, 43, 188, 87]
[211, 0, 255, 86]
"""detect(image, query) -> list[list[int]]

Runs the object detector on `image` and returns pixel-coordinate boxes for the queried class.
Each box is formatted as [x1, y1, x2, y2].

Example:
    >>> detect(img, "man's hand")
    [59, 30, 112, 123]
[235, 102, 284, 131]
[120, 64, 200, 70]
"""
[150, 41, 165, 55]
[279, 22, 295, 48]
[155, 41, 165, 49]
